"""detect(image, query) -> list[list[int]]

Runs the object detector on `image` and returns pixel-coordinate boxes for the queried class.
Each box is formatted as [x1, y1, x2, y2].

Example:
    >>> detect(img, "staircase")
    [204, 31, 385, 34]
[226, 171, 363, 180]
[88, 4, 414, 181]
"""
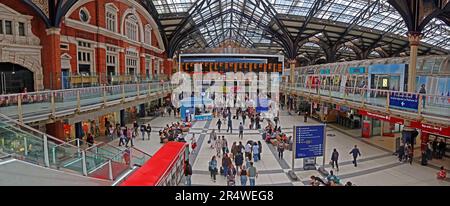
[0, 112, 151, 184]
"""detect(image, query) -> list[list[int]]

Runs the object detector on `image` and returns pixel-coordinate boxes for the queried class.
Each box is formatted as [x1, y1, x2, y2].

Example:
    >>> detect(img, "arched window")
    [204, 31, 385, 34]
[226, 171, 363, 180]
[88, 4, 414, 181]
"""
[144, 24, 152, 45]
[105, 4, 117, 32]
[125, 15, 138, 41]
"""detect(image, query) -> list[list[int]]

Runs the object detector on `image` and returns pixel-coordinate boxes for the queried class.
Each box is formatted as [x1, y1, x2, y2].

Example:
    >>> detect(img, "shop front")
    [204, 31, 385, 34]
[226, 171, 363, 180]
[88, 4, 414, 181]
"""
[335, 105, 361, 129]
[358, 110, 404, 138]
[64, 112, 120, 141]
[410, 121, 450, 158]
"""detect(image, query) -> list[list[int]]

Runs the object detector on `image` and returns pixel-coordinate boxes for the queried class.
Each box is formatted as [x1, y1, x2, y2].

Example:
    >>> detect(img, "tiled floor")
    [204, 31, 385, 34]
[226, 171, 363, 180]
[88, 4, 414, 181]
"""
[130, 109, 450, 186]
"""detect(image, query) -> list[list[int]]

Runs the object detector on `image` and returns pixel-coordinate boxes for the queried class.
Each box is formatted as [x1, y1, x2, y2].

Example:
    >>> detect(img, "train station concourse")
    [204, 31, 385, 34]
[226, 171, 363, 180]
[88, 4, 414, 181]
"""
[0, 0, 449, 187]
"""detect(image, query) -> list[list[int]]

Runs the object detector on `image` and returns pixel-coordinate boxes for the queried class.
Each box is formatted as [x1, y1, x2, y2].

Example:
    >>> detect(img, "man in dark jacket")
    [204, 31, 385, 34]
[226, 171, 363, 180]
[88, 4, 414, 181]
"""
[331, 148, 339, 171]
[438, 139, 446, 159]
[432, 139, 438, 158]
[234, 152, 244, 173]
[349, 145, 361, 167]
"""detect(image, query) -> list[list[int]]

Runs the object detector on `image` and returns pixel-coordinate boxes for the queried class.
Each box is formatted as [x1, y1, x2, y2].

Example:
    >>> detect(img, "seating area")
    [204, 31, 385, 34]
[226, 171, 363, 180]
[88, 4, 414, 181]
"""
[262, 120, 292, 151]
[159, 121, 192, 143]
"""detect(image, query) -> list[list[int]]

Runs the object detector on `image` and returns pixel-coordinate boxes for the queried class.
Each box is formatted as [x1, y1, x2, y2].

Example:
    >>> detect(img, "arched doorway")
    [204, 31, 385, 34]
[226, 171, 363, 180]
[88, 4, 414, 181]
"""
[0, 63, 34, 94]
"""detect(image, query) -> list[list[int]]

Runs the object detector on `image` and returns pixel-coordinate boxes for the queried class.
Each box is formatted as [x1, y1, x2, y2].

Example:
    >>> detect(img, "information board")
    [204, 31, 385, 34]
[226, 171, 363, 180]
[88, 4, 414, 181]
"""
[295, 125, 326, 158]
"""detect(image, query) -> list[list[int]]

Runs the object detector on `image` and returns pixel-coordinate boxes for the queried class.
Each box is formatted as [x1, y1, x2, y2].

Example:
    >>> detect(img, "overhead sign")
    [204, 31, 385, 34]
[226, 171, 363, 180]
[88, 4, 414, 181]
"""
[181, 58, 267, 64]
[389, 93, 419, 111]
[295, 125, 326, 158]
[358, 110, 404, 124]
[348, 67, 365, 74]
[410, 121, 450, 137]
[320, 69, 330, 74]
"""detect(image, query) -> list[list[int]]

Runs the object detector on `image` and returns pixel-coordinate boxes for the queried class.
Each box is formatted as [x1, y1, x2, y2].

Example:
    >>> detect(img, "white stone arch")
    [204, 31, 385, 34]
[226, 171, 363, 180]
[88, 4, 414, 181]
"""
[65, 0, 165, 51]
[121, 8, 144, 42]
[0, 51, 44, 91]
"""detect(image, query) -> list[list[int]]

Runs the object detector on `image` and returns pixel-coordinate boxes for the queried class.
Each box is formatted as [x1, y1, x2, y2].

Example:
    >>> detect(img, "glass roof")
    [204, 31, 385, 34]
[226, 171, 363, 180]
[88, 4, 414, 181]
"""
[153, 0, 450, 51]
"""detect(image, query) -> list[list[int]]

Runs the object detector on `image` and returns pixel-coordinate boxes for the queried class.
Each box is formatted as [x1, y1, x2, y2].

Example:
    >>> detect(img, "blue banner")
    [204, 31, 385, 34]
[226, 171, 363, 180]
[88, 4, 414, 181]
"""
[256, 98, 269, 112]
[389, 93, 419, 111]
[295, 125, 325, 158]
[348, 67, 365, 74]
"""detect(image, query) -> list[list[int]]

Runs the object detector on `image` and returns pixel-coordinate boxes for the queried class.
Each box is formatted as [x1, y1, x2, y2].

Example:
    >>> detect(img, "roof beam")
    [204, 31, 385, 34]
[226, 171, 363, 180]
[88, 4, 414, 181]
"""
[294, 0, 326, 44]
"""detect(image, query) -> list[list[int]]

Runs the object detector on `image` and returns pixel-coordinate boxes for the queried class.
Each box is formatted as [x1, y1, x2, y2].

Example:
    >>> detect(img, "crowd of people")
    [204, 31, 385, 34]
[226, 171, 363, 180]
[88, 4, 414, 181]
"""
[158, 121, 192, 143]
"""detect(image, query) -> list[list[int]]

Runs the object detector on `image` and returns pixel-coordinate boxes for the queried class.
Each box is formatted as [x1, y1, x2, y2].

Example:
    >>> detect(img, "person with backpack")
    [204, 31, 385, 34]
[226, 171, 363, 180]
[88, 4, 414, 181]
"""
[235, 151, 244, 174]
[146, 124, 152, 140]
[239, 122, 244, 139]
[209, 156, 218, 182]
[331, 148, 339, 171]
[349, 145, 361, 167]
[247, 162, 258, 186]
[184, 160, 192, 186]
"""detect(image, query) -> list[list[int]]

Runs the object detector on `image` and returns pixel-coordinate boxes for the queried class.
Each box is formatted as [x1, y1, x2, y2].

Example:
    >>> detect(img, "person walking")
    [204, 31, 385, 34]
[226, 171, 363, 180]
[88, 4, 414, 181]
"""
[125, 127, 133, 147]
[227, 164, 237, 186]
[235, 151, 244, 174]
[222, 136, 228, 156]
[331, 148, 339, 171]
[184, 160, 192, 186]
[239, 165, 248, 186]
[109, 125, 114, 141]
[438, 139, 446, 159]
[209, 156, 218, 182]
[247, 162, 258, 186]
[238, 141, 244, 154]
[216, 119, 222, 132]
[238, 122, 244, 140]
[257, 141, 262, 161]
[140, 124, 146, 140]
[210, 129, 217, 149]
[215, 135, 222, 157]
[252, 142, 260, 162]
[245, 142, 252, 161]
[146, 124, 152, 140]
[277, 142, 285, 159]
[419, 84, 426, 109]
[349, 145, 361, 167]
[222, 153, 231, 177]
[227, 115, 233, 133]
[241, 112, 246, 125]
[119, 128, 126, 146]
[231, 142, 238, 160]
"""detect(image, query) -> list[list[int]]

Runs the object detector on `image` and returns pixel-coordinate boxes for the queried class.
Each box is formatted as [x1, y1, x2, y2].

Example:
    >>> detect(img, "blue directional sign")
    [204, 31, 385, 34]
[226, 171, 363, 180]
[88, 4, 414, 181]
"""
[389, 93, 419, 111]
[295, 125, 325, 158]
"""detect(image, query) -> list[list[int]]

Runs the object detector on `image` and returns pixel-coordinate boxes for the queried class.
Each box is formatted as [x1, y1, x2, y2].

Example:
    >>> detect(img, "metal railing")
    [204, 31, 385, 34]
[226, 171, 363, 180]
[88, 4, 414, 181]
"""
[282, 82, 450, 119]
[0, 82, 174, 123]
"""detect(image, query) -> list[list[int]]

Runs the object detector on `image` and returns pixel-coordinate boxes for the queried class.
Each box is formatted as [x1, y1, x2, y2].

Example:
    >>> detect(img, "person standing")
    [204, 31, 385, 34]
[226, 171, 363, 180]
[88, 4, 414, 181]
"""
[247, 162, 258, 186]
[239, 165, 248, 186]
[238, 141, 244, 154]
[349, 145, 361, 167]
[331, 148, 339, 171]
[86, 133, 94, 147]
[227, 114, 233, 133]
[419, 84, 426, 109]
[235, 151, 244, 174]
[231, 142, 238, 160]
[184, 160, 192, 186]
[109, 125, 114, 141]
[304, 111, 308, 123]
[277, 142, 285, 159]
[216, 119, 222, 132]
[239, 122, 244, 140]
[146, 124, 152, 140]
[252, 142, 260, 162]
[209, 156, 218, 182]
[432, 138, 438, 158]
[119, 127, 126, 146]
[241, 112, 246, 125]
